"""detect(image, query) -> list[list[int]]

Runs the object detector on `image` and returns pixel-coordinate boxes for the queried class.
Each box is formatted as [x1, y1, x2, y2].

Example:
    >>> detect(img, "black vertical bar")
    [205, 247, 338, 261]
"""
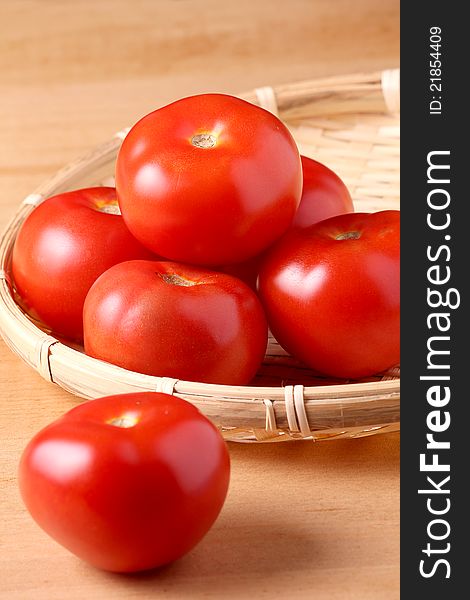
[401, 3, 467, 595]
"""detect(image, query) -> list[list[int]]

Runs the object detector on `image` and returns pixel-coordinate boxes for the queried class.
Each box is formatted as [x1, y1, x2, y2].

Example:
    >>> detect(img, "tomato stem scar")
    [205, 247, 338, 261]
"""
[93, 200, 121, 215]
[159, 273, 199, 286]
[107, 415, 139, 428]
[191, 133, 217, 149]
[335, 231, 361, 240]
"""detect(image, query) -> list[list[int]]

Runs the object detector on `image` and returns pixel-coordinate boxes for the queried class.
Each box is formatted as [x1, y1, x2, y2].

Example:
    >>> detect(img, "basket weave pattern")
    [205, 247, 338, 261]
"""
[0, 69, 400, 442]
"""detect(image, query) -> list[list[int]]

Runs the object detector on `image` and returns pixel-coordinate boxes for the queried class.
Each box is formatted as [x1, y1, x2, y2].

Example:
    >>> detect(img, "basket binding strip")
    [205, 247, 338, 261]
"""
[0, 69, 400, 442]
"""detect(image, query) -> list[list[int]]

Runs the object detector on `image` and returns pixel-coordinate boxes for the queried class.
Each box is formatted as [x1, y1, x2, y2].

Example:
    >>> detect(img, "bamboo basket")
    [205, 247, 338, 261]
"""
[0, 68, 400, 443]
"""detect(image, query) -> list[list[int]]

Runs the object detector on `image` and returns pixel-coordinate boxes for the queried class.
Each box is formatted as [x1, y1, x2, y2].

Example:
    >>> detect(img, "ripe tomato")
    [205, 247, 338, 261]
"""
[257, 211, 400, 379]
[19, 392, 230, 573]
[83, 260, 268, 384]
[115, 93, 302, 265]
[215, 156, 354, 288]
[291, 156, 354, 230]
[11, 187, 155, 342]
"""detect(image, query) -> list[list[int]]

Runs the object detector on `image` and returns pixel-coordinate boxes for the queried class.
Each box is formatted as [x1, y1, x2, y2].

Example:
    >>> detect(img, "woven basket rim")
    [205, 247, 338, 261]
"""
[0, 68, 400, 442]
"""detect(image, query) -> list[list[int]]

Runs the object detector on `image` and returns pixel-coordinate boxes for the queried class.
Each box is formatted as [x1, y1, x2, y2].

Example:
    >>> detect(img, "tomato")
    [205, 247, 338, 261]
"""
[257, 211, 400, 379]
[83, 260, 268, 384]
[19, 392, 230, 573]
[215, 156, 354, 288]
[291, 156, 354, 230]
[115, 93, 302, 265]
[11, 187, 155, 342]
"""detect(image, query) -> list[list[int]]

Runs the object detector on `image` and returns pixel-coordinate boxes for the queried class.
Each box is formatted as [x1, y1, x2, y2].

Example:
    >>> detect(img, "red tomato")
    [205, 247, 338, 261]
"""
[257, 211, 400, 379]
[215, 156, 354, 287]
[19, 392, 230, 572]
[291, 156, 354, 230]
[11, 187, 155, 342]
[115, 94, 302, 265]
[83, 260, 268, 384]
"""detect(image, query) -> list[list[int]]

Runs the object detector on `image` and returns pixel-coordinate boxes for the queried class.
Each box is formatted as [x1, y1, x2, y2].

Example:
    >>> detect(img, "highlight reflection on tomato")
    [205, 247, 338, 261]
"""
[115, 93, 303, 265]
[18, 392, 230, 573]
[258, 210, 400, 379]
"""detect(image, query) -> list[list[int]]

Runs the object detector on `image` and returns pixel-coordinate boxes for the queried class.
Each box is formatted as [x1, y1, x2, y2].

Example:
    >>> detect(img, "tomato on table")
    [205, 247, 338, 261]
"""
[19, 392, 230, 573]
[115, 93, 302, 265]
[257, 210, 400, 379]
[11, 187, 155, 342]
[83, 260, 268, 384]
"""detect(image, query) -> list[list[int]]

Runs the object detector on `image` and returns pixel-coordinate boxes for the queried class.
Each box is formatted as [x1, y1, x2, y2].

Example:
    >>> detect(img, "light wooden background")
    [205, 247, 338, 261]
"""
[0, 1, 400, 598]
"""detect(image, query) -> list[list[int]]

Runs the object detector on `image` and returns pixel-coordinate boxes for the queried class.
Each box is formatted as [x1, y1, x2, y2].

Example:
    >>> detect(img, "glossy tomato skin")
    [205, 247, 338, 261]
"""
[83, 260, 268, 384]
[115, 94, 302, 265]
[291, 156, 354, 230]
[19, 392, 230, 573]
[214, 157, 354, 287]
[11, 187, 155, 342]
[258, 211, 400, 379]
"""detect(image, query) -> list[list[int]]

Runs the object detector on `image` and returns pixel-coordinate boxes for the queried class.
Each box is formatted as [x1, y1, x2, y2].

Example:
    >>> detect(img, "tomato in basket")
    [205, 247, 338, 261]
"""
[291, 155, 354, 229]
[83, 260, 268, 385]
[115, 93, 302, 266]
[215, 156, 355, 288]
[257, 210, 400, 379]
[11, 187, 155, 342]
[18, 392, 230, 573]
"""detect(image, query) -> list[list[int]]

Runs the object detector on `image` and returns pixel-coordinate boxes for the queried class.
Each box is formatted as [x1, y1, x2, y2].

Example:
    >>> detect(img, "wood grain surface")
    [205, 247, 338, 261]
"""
[0, 1, 400, 598]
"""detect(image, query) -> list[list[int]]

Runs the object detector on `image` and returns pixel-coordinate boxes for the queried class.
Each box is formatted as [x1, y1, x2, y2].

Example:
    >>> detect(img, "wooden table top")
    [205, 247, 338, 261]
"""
[0, 1, 400, 598]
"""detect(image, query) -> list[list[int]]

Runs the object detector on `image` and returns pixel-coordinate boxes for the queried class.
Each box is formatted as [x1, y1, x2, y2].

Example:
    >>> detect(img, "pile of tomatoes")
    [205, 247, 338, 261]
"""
[13, 93, 399, 573]
[12, 93, 399, 382]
